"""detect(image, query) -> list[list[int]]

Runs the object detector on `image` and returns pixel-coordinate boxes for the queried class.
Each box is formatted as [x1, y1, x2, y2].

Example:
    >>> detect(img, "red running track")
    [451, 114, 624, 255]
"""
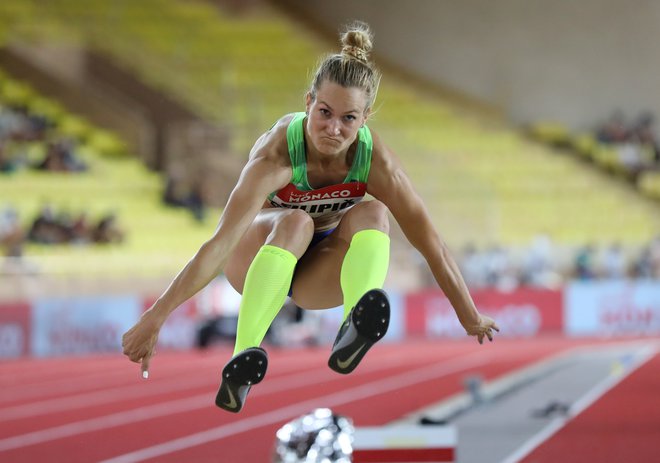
[521, 348, 660, 463]
[0, 337, 654, 462]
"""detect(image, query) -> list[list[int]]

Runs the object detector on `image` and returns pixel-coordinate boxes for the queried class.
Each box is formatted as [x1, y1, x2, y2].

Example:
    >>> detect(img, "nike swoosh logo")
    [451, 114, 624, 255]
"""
[337, 343, 367, 370]
[222, 386, 238, 410]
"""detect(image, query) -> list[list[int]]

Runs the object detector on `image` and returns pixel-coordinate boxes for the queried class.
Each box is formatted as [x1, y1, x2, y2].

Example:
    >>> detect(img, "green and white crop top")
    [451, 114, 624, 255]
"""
[267, 112, 373, 231]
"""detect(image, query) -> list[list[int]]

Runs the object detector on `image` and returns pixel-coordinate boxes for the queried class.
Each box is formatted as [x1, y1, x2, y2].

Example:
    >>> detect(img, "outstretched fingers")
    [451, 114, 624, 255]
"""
[473, 317, 500, 344]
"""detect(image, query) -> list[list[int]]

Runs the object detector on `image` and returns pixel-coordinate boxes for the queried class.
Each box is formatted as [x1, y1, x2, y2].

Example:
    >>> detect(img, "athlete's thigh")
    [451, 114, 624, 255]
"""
[224, 208, 294, 293]
[225, 207, 315, 292]
[289, 231, 350, 310]
[289, 204, 386, 309]
[223, 215, 271, 294]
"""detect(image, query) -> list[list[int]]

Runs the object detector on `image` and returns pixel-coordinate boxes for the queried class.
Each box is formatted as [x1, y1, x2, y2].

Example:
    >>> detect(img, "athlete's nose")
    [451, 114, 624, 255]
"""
[330, 119, 341, 136]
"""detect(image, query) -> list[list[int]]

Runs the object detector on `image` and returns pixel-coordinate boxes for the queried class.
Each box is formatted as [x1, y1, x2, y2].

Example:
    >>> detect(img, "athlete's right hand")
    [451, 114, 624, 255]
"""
[122, 308, 164, 379]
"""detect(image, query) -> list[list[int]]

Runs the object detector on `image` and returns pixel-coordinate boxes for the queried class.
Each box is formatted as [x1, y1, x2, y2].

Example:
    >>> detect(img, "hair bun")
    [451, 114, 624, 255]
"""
[340, 21, 373, 63]
[341, 45, 368, 62]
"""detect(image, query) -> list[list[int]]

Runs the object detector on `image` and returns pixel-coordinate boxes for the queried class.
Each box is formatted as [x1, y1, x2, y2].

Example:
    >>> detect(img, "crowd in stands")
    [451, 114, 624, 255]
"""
[0, 103, 87, 174]
[1, 88, 125, 262]
[28, 204, 124, 245]
[596, 111, 660, 178]
[162, 171, 207, 222]
[0, 204, 125, 258]
[529, 110, 660, 201]
[35, 139, 87, 172]
[447, 234, 660, 290]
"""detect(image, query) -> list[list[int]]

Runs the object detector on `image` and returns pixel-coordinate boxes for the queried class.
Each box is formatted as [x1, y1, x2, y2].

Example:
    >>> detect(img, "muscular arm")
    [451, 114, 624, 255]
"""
[367, 133, 498, 341]
[152, 154, 290, 320]
[122, 124, 292, 374]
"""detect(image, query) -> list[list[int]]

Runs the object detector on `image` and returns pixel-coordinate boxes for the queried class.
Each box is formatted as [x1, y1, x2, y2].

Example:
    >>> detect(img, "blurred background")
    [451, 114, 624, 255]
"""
[1, 0, 659, 370]
[1, 2, 660, 462]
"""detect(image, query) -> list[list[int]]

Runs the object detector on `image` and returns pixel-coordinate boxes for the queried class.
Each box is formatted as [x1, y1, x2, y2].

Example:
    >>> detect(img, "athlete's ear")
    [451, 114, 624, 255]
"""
[362, 107, 371, 126]
[305, 92, 313, 115]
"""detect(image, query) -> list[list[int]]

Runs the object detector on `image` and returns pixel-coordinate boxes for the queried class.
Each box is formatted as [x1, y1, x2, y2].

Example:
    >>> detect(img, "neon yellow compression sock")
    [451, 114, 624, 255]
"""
[233, 244, 297, 355]
[339, 229, 390, 321]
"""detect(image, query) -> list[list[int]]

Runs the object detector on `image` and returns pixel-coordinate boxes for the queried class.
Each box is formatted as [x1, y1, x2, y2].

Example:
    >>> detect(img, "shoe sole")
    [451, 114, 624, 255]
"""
[215, 347, 268, 413]
[328, 289, 390, 374]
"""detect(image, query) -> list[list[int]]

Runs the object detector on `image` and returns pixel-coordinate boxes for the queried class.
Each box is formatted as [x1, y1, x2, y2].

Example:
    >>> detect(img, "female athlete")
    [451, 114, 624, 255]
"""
[122, 21, 499, 413]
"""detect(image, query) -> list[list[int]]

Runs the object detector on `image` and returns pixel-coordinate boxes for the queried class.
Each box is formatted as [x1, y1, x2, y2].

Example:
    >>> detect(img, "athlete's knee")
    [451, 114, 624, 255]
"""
[274, 209, 315, 235]
[345, 200, 390, 234]
[266, 209, 315, 254]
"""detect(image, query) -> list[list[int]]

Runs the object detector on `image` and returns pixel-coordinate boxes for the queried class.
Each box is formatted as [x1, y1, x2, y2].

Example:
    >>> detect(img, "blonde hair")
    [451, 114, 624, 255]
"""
[309, 21, 381, 112]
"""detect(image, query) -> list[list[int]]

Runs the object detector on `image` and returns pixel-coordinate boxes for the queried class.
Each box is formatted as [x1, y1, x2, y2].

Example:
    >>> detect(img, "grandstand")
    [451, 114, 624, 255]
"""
[1, 0, 659, 289]
[0, 83, 220, 306]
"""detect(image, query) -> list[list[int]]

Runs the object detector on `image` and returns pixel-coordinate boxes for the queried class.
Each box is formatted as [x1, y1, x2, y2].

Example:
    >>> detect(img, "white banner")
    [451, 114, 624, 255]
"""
[565, 281, 660, 336]
[31, 296, 141, 356]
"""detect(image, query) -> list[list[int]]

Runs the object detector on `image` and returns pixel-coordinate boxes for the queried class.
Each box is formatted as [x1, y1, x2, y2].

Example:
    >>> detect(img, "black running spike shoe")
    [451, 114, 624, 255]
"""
[215, 347, 268, 413]
[328, 289, 390, 374]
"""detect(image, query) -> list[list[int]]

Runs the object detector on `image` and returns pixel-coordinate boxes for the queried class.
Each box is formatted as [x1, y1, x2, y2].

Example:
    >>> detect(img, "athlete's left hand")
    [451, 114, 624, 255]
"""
[465, 314, 499, 344]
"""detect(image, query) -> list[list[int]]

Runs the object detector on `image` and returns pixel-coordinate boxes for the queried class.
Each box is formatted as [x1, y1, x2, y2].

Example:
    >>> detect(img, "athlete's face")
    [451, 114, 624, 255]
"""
[305, 81, 370, 156]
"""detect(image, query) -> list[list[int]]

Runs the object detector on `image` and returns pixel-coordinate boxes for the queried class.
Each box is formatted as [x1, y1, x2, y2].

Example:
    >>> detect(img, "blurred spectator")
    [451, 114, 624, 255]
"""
[195, 276, 241, 349]
[0, 142, 19, 173]
[0, 205, 25, 257]
[596, 110, 628, 144]
[630, 112, 660, 164]
[574, 244, 597, 280]
[266, 298, 322, 348]
[632, 237, 660, 279]
[0, 101, 88, 174]
[633, 245, 654, 279]
[28, 204, 70, 244]
[196, 286, 320, 350]
[649, 235, 660, 278]
[452, 238, 660, 289]
[594, 110, 660, 178]
[459, 243, 487, 289]
[26, 205, 123, 247]
[617, 142, 648, 178]
[521, 234, 561, 288]
[35, 139, 87, 172]
[9, 105, 48, 142]
[601, 242, 627, 279]
[70, 212, 91, 244]
[163, 170, 206, 222]
[91, 213, 124, 244]
[0, 104, 43, 142]
[483, 245, 518, 290]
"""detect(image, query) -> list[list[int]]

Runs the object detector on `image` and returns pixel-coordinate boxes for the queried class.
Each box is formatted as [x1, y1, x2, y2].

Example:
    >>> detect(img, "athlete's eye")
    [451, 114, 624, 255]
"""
[343, 115, 357, 123]
[319, 108, 330, 117]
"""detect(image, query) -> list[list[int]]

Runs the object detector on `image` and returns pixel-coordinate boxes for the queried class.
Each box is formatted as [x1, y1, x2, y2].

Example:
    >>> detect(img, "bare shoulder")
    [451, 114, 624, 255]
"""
[248, 113, 296, 167]
[367, 127, 408, 196]
[236, 114, 296, 194]
[366, 126, 430, 232]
